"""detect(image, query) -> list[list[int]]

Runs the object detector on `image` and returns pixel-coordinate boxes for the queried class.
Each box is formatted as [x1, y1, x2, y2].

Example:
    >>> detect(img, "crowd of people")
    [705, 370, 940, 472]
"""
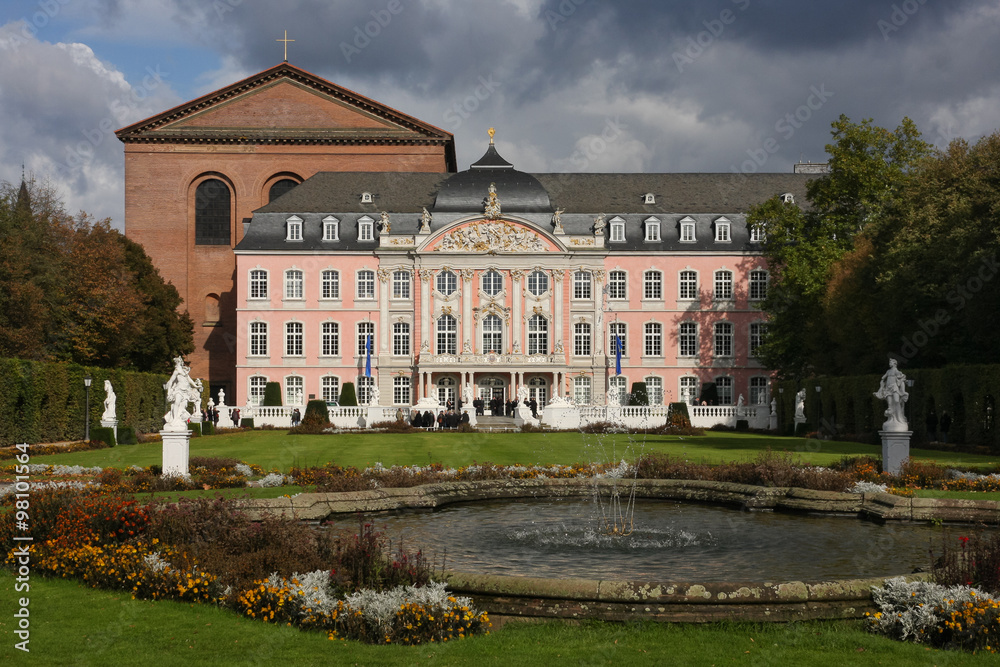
[471, 396, 538, 418]
[408, 409, 470, 429]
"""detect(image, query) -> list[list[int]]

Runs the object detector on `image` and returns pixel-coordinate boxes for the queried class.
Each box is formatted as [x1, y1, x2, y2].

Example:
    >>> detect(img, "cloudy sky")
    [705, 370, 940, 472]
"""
[1, 0, 998, 229]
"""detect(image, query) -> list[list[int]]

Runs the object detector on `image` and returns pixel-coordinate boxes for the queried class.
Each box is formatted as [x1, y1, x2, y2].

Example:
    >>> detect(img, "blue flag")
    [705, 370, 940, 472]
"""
[615, 335, 622, 375]
[365, 334, 372, 377]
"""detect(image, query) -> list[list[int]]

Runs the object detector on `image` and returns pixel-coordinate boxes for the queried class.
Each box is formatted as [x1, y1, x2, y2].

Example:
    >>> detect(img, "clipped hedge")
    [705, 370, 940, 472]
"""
[90, 426, 117, 447]
[117, 426, 138, 445]
[0, 358, 170, 446]
[187, 423, 202, 437]
[340, 382, 358, 407]
[628, 381, 649, 406]
[263, 381, 282, 406]
[777, 363, 1000, 449]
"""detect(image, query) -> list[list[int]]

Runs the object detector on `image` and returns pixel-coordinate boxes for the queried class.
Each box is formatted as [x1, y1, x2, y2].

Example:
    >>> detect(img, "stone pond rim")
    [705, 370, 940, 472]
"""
[236, 479, 1000, 624]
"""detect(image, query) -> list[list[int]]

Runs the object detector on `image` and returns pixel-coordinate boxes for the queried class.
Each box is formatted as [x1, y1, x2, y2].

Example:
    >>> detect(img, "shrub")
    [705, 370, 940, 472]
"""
[934, 530, 1000, 596]
[117, 426, 138, 445]
[90, 426, 117, 447]
[794, 422, 812, 437]
[628, 382, 648, 406]
[303, 399, 332, 427]
[327, 517, 431, 594]
[241, 417, 254, 429]
[667, 402, 691, 427]
[187, 423, 201, 437]
[201, 422, 214, 436]
[263, 382, 283, 406]
[369, 420, 417, 433]
[340, 382, 358, 407]
[735, 419, 750, 431]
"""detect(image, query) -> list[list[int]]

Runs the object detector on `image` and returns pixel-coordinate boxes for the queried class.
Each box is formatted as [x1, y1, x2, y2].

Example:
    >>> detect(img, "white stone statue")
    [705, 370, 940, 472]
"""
[207, 397, 215, 411]
[794, 389, 806, 420]
[163, 357, 200, 432]
[736, 394, 745, 415]
[517, 385, 529, 403]
[549, 393, 572, 407]
[379, 211, 390, 235]
[419, 207, 432, 234]
[369, 385, 381, 406]
[593, 213, 606, 236]
[770, 398, 777, 417]
[244, 397, 254, 415]
[463, 382, 474, 405]
[101, 380, 116, 421]
[552, 209, 565, 234]
[874, 358, 910, 431]
[606, 385, 620, 406]
[217, 388, 226, 406]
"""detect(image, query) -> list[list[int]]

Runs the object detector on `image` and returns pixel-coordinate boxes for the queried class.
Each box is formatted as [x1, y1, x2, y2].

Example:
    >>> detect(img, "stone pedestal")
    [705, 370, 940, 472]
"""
[161, 429, 192, 478]
[100, 419, 118, 440]
[793, 416, 806, 433]
[541, 405, 580, 430]
[512, 404, 536, 428]
[880, 429, 912, 476]
[769, 414, 778, 431]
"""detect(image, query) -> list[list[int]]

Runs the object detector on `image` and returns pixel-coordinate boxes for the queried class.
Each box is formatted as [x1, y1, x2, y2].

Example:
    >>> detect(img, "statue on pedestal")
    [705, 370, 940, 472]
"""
[794, 389, 806, 420]
[163, 357, 200, 431]
[218, 388, 226, 407]
[102, 380, 117, 421]
[370, 385, 381, 406]
[419, 207, 432, 234]
[874, 358, 910, 431]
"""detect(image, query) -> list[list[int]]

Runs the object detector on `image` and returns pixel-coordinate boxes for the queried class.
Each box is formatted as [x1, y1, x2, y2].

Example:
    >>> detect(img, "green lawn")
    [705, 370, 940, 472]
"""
[26, 430, 1000, 473]
[1, 573, 991, 666]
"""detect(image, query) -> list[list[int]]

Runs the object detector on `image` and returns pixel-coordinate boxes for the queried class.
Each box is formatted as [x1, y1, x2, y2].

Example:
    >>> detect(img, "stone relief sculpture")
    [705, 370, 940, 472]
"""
[419, 207, 432, 234]
[163, 357, 201, 432]
[593, 213, 606, 236]
[874, 358, 910, 431]
[794, 389, 806, 420]
[436, 221, 545, 253]
[101, 380, 116, 421]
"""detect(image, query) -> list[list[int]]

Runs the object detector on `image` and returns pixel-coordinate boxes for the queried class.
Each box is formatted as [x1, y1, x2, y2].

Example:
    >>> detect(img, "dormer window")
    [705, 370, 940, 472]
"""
[714, 217, 731, 243]
[749, 223, 766, 243]
[679, 216, 696, 243]
[609, 216, 625, 242]
[360, 191, 374, 204]
[644, 216, 661, 242]
[285, 215, 303, 242]
[643, 193, 656, 205]
[357, 216, 374, 241]
[779, 192, 794, 204]
[322, 216, 339, 241]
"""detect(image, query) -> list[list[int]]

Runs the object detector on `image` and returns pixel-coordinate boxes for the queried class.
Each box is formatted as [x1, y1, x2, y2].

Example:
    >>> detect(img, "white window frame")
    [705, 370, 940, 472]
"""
[645, 376, 663, 405]
[322, 215, 339, 241]
[527, 270, 548, 296]
[392, 322, 410, 356]
[357, 215, 374, 242]
[750, 322, 767, 358]
[437, 270, 457, 296]
[573, 271, 592, 300]
[527, 314, 548, 355]
[249, 321, 268, 357]
[680, 376, 699, 405]
[392, 270, 411, 300]
[608, 270, 627, 300]
[321, 269, 340, 300]
[609, 216, 626, 242]
[285, 215, 303, 242]
[357, 376, 374, 405]
[437, 315, 458, 354]
[393, 376, 412, 405]
[573, 376, 592, 406]
[644, 322, 662, 357]
[573, 322, 592, 357]
[679, 270, 697, 300]
[321, 376, 340, 404]
[679, 322, 697, 357]
[714, 216, 731, 243]
[643, 193, 656, 205]
[284, 269, 304, 300]
[714, 321, 734, 358]
[321, 321, 340, 357]
[714, 270, 733, 300]
[644, 216, 661, 242]
[285, 375, 304, 406]
[482, 270, 503, 296]
[750, 222, 766, 243]
[716, 376, 734, 405]
[643, 270, 663, 300]
[749, 376, 769, 406]
[609, 322, 626, 357]
[356, 270, 375, 300]
[609, 375, 627, 401]
[749, 270, 768, 301]
[360, 191, 374, 204]
[249, 269, 269, 300]
[249, 375, 267, 406]
[356, 322, 375, 356]
[284, 321, 304, 357]
[679, 216, 696, 243]
[482, 314, 503, 353]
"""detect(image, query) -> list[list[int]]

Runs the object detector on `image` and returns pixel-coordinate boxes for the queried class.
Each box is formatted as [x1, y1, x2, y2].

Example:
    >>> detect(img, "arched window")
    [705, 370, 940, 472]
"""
[437, 270, 457, 296]
[482, 270, 503, 296]
[268, 179, 298, 203]
[527, 271, 548, 296]
[195, 179, 231, 245]
[204, 294, 220, 324]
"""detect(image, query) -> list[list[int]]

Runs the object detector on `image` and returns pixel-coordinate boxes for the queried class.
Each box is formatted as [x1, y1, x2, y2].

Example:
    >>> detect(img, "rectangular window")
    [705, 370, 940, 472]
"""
[749, 377, 769, 406]
[645, 219, 660, 242]
[679, 270, 697, 299]
[357, 322, 374, 356]
[750, 322, 766, 357]
[609, 322, 626, 356]
[482, 315, 503, 353]
[750, 223, 765, 243]
[714, 270, 733, 300]
[322, 376, 340, 404]
[749, 270, 768, 300]
[714, 322, 733, 357]
[321, 322, 339, 356]
[573, 323, 592, 356]
[285, 270, 303, 299]
[608, 270, 627, 300]
[716, 377, 733, 405]
[679, 322, 697, 357]
[286, 218, 302, 241]
[285, 322, 303, 356]
[392, 271, 411, 300]
[250, 270, 268, 299]
[358, 218, 374, 241]
[644, 271, 662, 300]
[680, 222, 695, 243]
[393, 376, 411, 405]
[573, 377, 592, 405]
[357, 270, 375, 299]
[285, 376, 304, 406]
[249, 376, 267, 406]
[646, 377, 663, 405]
[573, 271, 592, 299]
[392, 322, 410, 356]
[528, 315, 548, 355]
[321, 270, 340, 299]
[323, 216, 339, 241]
[610, 221, 625, 242]
[437, 316, 457, 355]
[609, 375, 627, 400]
[644, 323, 662, 356]
[357, 376, 373, 404]
[715, 223, 730, 242]
[680, 376, 698, 404]
[250, 321, 267, 356]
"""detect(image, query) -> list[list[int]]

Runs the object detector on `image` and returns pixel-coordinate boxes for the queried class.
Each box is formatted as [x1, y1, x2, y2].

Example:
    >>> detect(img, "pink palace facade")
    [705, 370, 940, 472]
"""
[233, 139, 812, 409]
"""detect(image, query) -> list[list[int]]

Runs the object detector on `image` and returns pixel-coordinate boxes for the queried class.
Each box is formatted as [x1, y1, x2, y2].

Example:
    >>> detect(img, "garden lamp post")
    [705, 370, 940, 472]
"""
[84, 374, 92, 441]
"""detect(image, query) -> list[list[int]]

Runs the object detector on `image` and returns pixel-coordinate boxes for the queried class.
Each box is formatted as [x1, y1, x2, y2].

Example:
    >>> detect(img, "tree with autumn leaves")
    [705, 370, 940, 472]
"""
[0, 178, 192, 372]
[749, 115, 1000, 379]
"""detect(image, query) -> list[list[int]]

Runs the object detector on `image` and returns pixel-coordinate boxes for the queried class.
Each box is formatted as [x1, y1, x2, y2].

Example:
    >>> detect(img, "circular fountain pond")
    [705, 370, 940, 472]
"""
[324, 497, 940, 582]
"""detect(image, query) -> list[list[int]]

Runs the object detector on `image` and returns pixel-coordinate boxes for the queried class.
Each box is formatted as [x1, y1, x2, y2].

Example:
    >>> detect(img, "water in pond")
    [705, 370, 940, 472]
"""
[324, 498, 944, 582]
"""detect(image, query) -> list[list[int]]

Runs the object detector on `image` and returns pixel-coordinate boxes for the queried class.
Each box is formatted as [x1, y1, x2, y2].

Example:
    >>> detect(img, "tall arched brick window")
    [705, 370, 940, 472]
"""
[195, 178, 231, 245]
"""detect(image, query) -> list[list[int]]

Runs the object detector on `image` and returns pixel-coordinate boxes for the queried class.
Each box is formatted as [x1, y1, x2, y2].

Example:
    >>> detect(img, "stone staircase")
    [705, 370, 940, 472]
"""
[474, 415, 519, 431]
